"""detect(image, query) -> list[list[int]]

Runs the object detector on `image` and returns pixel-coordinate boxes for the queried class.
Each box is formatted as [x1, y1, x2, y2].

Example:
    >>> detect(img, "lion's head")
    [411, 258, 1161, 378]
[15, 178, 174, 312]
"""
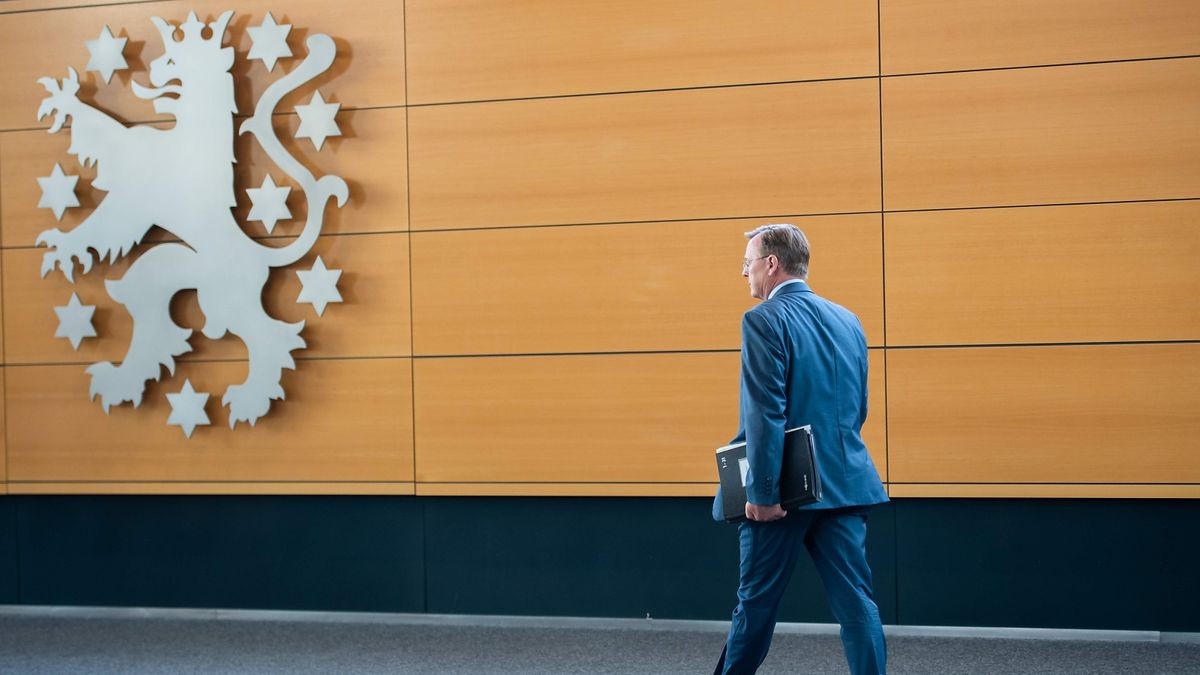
[133, 10, 236, 115]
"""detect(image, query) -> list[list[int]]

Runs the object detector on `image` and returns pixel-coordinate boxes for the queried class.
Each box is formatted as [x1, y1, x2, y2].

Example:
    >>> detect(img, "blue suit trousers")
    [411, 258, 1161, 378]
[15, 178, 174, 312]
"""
[715, 508, 886, 675]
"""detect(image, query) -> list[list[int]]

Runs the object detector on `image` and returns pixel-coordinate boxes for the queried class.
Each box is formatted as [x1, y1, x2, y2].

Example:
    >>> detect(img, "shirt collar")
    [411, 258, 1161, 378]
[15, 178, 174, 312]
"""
[767, 278, 806, 300]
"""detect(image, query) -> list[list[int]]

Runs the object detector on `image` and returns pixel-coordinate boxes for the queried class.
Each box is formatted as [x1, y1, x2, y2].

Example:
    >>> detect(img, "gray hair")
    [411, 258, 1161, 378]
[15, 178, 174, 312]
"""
[745, 223, 809, 278]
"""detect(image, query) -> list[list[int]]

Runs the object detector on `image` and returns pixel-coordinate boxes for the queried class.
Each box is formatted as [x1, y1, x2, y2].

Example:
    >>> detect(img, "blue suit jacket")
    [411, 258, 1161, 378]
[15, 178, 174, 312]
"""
[713, 281, 888, 520]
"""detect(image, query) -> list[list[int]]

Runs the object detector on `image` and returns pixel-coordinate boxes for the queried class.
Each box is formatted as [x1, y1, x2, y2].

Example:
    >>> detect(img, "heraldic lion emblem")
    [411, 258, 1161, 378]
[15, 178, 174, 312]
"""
[34, 10, 348, 431]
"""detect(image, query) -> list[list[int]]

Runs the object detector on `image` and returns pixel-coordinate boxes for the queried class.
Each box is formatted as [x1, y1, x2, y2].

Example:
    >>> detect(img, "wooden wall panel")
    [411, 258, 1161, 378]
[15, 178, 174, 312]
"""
[0, 126, 97, 249]
[406, 0, 878, 104]
[412, 215, 883, 356]
[882, 59, 1200, 211]
[889, 484, 1200, 499]
[1, 107, 405, 249]
[415, 353, 740, 484]
[0, 2, 1194, 500]
[6, 358, 413, 483]
[3, 232, 409, 364]
[0, 247, 5, 363]
[865, 350, 886, 482]
[0, 369, 6, 489]
[1, 1, 130, 14]
[409, 80, 881, 230]
[885, 201, 1200, 346]
[0, 0, 403, 131]
[413, 350, 887, 486]
[416, 482, 718, 497]
[7, 482, 414, 495]
[882, 0, 1200, 75]
[232, 109, 409, 238]
[0, 3, 153, 129]
[887, 344, 1200, 485]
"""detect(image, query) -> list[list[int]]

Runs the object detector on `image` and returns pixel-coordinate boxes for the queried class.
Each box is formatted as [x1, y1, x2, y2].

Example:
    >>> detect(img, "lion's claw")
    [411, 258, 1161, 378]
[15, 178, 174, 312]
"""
[35, 228, 62, 249]
[37, 68, 80, 133]
[35, 228, 93, 283]
[86, 361, 147, 413]
[38, 250, 77, 283]
[39, 255, 58, 280]
[223, 383, 276, 428]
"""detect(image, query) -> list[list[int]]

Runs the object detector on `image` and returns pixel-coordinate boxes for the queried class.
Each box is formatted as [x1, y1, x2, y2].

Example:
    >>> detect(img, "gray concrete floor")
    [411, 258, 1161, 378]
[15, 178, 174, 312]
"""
[0, 613, 1197, 674]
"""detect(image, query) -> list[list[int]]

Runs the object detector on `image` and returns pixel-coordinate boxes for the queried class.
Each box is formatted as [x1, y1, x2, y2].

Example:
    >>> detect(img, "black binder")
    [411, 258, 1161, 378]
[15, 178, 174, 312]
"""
[715, 425, 823, 523]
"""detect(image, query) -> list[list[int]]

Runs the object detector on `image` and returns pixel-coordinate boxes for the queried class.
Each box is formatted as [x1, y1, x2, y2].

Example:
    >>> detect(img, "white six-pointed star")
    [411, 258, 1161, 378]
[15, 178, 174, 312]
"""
[166, 379, 211, 439]
[85, 25, 129, 84]
[296, 256, 343, 316]
[54, 292, 97, 350]
[37, 163, 80, 221]
[247, 11, 293, 72]
[295, 91, 341, 151]
[246, 174, 292, 233]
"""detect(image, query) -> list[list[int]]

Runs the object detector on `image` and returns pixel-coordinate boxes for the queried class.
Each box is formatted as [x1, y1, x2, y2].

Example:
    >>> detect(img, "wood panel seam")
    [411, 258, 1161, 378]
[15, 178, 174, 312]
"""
[0, 107, 324, 136]
[0, 197, 1159, 242]
[402, 55, 1200, 108]
[883, 197, 1200, 217]
[1, 56, 1190, 127]
[402, 0, 418, 501]
[876, 0, 889, 488]
[892, 478, 1200, 482]
[404, 211, 887, 235]
[406, 74, 881, 109]
[10, 480, 418, 484]
[416, 481, 718, 485]
[884, 340, 1200, 350]
[6, 354, 419, 367]
[881, 53, 1200, 79]
[0, 228, 404, 252]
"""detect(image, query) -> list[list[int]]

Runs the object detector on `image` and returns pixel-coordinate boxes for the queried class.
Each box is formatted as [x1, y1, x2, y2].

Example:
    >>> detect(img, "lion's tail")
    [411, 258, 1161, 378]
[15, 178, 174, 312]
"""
[239, 34, 348, 269]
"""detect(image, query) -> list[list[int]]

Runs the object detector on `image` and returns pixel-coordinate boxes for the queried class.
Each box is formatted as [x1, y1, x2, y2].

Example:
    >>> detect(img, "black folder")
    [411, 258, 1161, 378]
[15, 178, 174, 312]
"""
[715, 425, 823, 523]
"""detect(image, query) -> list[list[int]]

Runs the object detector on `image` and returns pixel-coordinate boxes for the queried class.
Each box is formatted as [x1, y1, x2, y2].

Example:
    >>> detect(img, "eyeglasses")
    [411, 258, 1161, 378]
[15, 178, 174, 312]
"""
[742, 255, 770, 272]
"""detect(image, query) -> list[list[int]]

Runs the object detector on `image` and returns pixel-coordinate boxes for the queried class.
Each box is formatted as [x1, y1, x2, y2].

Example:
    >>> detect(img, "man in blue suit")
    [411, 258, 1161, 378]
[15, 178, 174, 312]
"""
[713, 224, 889, 675]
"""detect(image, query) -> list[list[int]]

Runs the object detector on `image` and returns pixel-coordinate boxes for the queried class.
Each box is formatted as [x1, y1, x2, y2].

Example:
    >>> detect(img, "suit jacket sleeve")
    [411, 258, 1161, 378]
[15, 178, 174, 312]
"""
[740, 310, 787, 506]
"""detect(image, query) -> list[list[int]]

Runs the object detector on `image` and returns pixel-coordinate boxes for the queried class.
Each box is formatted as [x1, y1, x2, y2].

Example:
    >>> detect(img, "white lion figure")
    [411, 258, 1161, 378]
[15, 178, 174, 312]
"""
[35, 11, 348, 427]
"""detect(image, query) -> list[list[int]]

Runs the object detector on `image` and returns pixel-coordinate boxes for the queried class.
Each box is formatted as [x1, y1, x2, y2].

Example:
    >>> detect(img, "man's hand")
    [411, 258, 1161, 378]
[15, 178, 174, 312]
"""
[745, 503, 786, 522]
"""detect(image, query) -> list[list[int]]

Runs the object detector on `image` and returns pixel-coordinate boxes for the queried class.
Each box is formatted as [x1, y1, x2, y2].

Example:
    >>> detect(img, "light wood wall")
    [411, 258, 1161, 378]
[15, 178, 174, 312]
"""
[0, 1, 1196, 498]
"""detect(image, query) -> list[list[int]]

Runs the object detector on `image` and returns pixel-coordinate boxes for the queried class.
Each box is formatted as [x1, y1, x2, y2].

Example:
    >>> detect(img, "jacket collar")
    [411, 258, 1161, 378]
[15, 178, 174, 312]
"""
[768, 279, 811, 299]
